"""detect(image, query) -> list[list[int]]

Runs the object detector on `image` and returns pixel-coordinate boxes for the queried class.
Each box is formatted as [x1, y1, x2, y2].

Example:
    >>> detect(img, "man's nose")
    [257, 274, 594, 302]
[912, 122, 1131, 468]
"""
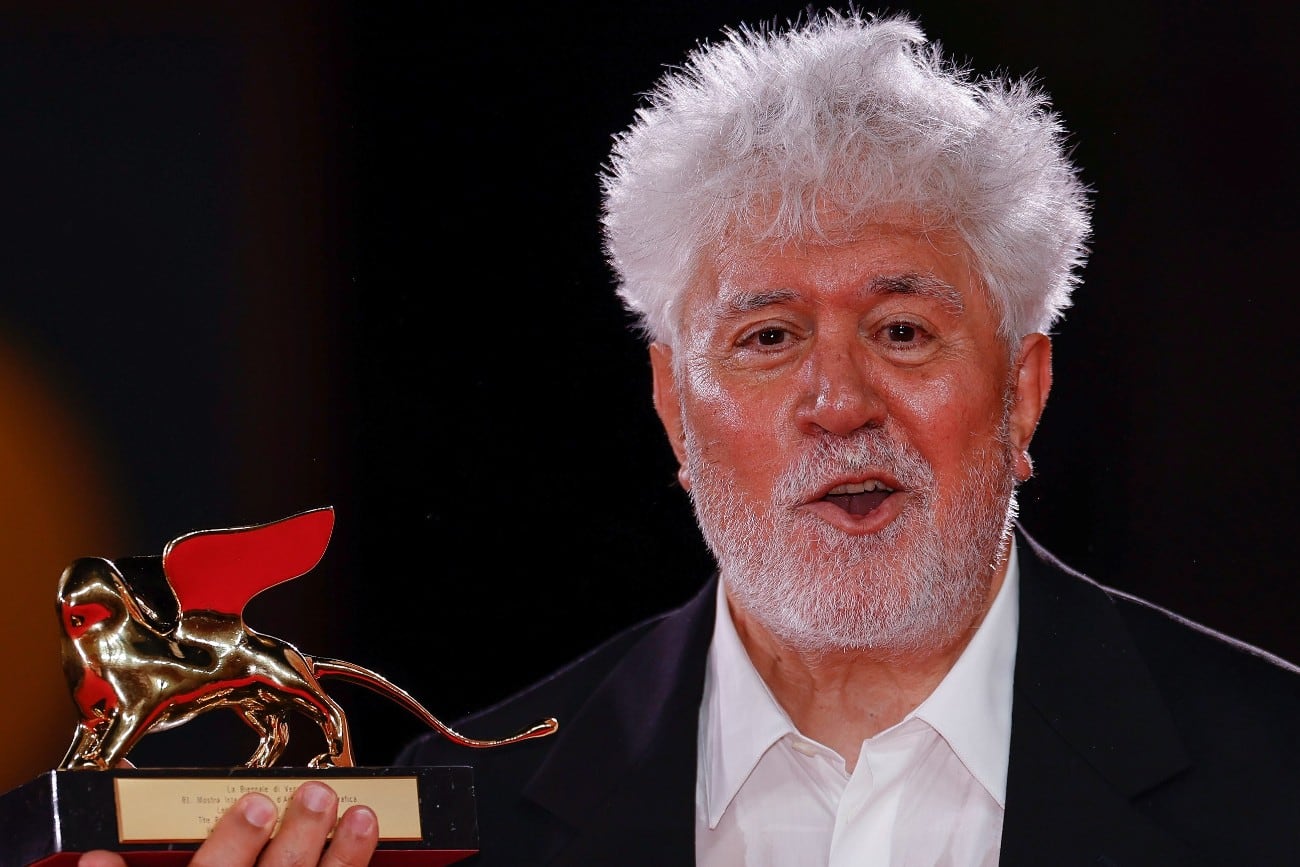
[796, 342, 886, 437]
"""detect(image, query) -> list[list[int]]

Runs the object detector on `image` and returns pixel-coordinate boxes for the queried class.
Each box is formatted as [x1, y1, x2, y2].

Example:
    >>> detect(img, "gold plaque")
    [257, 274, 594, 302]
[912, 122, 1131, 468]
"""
[114, 775, 422, 842]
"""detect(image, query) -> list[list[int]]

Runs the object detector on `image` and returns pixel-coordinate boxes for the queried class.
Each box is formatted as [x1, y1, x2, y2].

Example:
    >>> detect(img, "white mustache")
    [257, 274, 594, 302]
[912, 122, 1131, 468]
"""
[774, 429, 935, 507]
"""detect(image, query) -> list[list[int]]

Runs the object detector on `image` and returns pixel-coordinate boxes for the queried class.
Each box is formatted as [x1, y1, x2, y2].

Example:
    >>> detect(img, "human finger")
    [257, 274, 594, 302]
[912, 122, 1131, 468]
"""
[319, 805, 381, 867]
[188, 791, 278, 867]
[77, 852, 126, 867]
[253, 781, 339, 866]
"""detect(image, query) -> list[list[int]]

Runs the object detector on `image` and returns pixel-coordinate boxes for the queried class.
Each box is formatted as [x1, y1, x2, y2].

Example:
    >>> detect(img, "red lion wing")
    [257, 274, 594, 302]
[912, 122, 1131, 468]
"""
[162, 507, 335, 615]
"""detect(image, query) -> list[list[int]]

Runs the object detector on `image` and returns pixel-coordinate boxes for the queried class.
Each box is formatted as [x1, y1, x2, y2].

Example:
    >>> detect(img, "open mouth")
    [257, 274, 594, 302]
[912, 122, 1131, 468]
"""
[823, 479, 896, 516]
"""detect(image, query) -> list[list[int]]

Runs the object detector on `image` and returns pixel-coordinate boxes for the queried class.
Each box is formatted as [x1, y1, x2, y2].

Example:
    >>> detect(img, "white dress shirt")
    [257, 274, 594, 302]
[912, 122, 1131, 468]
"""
[696, 540, 1020, 866]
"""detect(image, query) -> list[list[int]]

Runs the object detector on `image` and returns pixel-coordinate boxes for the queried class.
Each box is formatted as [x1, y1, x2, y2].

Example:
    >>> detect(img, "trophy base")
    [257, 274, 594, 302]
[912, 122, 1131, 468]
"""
[0, 766, 477, 867]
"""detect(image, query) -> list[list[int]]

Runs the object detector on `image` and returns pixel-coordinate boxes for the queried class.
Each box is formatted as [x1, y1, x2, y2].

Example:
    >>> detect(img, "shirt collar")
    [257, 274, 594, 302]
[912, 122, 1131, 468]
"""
[907, 538, 1019, 807]
[698, 537, 1020, 826]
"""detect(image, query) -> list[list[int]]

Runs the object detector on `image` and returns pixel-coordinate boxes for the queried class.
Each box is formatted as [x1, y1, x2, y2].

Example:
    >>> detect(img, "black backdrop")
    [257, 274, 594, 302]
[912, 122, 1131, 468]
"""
[1, 0, 1295, 770]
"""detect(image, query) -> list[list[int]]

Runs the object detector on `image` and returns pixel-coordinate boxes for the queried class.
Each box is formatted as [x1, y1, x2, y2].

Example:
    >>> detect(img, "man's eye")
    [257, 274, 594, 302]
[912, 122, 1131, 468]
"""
[886, 322, 920, 342]
[739, 326, 792, 349]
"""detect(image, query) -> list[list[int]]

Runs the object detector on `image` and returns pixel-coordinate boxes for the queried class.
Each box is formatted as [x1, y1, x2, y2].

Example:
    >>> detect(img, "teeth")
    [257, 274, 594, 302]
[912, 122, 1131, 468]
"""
[827, 479, 895, 495]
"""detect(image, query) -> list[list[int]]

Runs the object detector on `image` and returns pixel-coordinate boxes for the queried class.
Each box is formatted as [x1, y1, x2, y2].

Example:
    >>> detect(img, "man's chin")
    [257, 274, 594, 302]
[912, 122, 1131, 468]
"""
[724, 563, 987, 656]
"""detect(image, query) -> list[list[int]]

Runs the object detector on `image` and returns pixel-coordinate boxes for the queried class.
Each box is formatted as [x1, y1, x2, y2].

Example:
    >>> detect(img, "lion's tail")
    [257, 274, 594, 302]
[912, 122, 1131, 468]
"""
[309, 656, 558, 748]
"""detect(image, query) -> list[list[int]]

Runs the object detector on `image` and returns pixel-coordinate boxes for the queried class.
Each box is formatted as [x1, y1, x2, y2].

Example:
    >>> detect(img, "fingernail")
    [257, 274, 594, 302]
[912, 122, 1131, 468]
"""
[344, 806, 378, 836]
[298, 781, 334, 814]
[241, 794, 277, 829]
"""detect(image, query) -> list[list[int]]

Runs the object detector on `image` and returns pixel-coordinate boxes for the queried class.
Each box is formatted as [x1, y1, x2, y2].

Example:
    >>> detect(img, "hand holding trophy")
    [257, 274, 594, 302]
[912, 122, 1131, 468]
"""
[0, 507, 557, 866]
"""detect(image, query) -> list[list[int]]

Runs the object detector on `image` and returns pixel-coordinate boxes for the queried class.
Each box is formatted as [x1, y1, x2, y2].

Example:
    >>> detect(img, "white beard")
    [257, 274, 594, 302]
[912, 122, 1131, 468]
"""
[684, 423, 1017, 657]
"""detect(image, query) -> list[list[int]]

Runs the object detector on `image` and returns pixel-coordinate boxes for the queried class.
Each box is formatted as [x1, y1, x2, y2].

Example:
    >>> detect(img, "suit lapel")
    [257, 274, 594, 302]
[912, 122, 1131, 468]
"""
[1000, 531, 1197, 866]
[523, 578, 718, 865]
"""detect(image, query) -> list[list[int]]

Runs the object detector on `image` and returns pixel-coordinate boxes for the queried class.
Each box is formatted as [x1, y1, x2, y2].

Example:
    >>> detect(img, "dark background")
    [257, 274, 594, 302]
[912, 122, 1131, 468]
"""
[0, 0, 1295, 783]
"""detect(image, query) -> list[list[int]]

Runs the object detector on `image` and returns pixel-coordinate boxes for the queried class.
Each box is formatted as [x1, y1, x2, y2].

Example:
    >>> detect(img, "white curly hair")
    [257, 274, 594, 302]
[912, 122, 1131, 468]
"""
[599, 8, 1091, 347]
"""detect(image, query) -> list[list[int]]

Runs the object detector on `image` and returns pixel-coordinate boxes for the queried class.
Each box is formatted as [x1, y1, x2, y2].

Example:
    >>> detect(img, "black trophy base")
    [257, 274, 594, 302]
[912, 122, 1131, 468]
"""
[0, 766, 477, 867]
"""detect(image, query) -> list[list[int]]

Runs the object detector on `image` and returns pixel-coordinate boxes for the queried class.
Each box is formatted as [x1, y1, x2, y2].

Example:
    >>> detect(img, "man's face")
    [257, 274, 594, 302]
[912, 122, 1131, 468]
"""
[650, 223, 1051, 655]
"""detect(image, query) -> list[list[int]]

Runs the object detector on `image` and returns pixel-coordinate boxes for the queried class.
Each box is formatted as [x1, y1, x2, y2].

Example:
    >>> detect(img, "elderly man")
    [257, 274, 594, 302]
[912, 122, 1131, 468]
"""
[398, 9, 1300, 866]
[81, 8, 1300, 867]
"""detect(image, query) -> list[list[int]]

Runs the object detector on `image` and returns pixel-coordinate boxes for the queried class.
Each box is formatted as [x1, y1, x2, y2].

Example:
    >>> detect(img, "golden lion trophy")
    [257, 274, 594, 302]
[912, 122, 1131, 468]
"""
[0, 507, 557, 866]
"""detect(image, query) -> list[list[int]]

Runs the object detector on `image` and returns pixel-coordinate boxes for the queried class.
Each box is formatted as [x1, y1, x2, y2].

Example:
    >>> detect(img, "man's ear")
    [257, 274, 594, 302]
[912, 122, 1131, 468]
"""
[1009, 332, 1053, 480]
[649, 342, 691, 490]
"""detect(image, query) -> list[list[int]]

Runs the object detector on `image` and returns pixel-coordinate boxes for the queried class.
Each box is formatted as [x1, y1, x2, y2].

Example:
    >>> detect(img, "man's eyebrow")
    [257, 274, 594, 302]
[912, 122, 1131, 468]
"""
[715, 288, 801, 318]
[868, 273, 965, 313]
[713, 276, 964, 319]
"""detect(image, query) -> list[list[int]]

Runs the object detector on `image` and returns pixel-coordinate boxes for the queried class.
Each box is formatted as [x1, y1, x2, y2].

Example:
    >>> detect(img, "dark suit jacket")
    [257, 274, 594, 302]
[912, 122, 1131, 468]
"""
[398, 529, 1300, 865]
